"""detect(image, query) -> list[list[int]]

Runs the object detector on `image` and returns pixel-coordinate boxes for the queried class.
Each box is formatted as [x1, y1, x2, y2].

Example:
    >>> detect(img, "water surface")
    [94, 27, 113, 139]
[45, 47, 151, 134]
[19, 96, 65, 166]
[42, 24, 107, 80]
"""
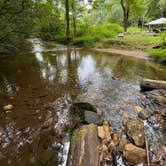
[0, 40, 166, 165]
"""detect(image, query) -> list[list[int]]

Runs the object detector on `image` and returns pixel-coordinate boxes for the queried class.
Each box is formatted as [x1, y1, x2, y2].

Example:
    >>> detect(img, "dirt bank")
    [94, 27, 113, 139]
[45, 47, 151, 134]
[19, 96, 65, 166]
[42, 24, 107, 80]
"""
[94, 48, 149, 60]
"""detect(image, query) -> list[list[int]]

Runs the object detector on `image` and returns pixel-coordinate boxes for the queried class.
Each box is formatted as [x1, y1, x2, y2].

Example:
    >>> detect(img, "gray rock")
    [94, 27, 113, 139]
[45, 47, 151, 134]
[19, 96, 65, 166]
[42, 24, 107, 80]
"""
[84, 111, 103, 125]
[125, 119, 145, 147]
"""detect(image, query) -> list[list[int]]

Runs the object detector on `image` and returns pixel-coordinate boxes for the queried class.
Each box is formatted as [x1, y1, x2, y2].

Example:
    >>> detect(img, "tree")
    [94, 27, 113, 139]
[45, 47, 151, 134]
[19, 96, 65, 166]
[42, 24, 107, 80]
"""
[0, 0, 34, 54]
[65, 0, 70, 42]
[120, 0, 129, 32]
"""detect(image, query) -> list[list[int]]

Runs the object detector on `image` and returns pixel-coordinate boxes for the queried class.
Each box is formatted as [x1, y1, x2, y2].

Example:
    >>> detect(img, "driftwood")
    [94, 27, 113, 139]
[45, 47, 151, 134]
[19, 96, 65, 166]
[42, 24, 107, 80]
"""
[68, 124, 100, 166]
[140, 79, 166, 91]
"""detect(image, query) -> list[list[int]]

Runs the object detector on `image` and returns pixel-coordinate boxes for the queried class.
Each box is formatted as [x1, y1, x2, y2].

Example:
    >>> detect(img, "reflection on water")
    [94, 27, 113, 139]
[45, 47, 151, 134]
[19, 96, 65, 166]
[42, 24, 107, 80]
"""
[0, 42, 166, 165]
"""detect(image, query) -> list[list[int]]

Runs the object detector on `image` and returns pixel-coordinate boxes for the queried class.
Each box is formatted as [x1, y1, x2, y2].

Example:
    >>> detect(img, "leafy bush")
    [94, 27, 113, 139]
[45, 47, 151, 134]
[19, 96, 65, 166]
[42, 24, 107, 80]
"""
[128, 27, 147, 34]
[161, 31, 166, 45]
[73, 23, 123, 47]
[105, 23, 123, 33]
[149, 49, 166, 63]
[72, 36, 95, 48]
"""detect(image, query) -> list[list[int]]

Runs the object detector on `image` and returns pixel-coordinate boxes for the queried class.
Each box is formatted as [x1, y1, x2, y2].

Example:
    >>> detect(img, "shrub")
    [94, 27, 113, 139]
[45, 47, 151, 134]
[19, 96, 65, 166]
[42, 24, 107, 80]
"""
[72, 36, 95, 48]
[127, 27, 147, 34]
[105, 23, 123, 33]
[149, 49, 166, 63]
[73, 23, 123, 47]
[161, 31, 166, 45]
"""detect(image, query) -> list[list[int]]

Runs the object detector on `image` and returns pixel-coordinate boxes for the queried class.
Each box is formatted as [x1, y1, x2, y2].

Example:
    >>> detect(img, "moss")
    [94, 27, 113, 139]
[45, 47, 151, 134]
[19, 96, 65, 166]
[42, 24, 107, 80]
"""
[88, 123, 95, 130]
[71, 129, 85, 150]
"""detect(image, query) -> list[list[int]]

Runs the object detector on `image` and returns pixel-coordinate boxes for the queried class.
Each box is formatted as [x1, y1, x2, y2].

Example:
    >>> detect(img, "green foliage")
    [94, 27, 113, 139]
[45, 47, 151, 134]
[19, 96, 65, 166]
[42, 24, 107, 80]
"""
[73, 23, 123, 47]
[149, 49, 166, 63]
[161, 31, 166, 45]
[127, 27, 148, 34]
[72, 36, 95, 48]
[34, 0, 66, 42]
[0, 0, 34, 54]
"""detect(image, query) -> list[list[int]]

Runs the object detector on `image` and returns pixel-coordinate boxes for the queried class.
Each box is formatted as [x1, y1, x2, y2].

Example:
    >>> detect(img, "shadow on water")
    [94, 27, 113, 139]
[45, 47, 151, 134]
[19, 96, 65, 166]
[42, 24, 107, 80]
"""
[0, 39, 166, 165]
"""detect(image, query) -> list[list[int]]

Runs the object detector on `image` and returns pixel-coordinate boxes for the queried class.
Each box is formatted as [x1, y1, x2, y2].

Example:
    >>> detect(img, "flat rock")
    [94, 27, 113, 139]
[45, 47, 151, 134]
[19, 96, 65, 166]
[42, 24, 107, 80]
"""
[84, 111, 103, 125]
[68, 124, 100, 166]
[123, 143, 147, 165]
[125, 119, 145, 147]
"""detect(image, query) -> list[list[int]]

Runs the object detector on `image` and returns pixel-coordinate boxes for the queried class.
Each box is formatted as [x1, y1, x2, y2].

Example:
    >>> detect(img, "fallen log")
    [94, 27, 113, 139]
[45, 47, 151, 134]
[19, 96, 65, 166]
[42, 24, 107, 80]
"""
[68, 124, 100, 166]
[140, 79, 166, 91]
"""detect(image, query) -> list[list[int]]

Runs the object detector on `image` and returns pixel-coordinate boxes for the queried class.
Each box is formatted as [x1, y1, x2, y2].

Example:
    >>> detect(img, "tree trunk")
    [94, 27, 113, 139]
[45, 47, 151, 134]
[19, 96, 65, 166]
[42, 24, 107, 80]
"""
[65, 0, 70, 42]
[140, 79, 166, 91]
[71, 0, 76, 37]
[123, 15, 128, 33]
[120, 0, 129, 33]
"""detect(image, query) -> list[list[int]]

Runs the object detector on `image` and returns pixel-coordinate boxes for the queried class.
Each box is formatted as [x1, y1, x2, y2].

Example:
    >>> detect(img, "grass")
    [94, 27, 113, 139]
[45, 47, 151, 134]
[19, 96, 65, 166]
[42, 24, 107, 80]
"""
[149, 49, 166, 63]
[127, 27, 148, 34]
[100, 35, 162, 51]
[124, 35, 161, 45]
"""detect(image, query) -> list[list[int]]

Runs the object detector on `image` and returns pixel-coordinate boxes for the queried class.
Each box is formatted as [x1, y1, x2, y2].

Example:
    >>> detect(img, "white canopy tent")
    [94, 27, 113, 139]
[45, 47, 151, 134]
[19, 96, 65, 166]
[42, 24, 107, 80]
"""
[146, 18, 166, 26]
[146, 18, 166, 32]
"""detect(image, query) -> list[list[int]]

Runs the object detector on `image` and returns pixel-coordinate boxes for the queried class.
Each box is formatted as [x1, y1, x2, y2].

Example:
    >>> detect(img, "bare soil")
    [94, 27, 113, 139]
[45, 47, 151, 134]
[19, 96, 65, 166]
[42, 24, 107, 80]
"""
[94, 48, 149, 60]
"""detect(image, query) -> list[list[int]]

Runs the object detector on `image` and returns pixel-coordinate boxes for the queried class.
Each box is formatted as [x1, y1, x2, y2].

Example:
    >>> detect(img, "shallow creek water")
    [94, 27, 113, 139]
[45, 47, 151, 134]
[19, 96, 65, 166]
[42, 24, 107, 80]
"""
[0, 39, 166, 165]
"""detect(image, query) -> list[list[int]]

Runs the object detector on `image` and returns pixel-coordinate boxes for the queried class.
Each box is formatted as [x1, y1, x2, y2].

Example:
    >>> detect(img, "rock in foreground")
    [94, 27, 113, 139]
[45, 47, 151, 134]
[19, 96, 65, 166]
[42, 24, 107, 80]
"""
[125, 119, 145, 147]
[123, 143, 147, 165]
[68, 124, 100, 166]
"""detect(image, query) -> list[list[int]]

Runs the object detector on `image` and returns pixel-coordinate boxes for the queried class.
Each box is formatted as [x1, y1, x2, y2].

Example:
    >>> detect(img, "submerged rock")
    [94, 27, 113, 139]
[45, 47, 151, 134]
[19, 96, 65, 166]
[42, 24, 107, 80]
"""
[3, 104, 14, 110]
[123, 143, 147, 165]
[73, 93, 97, 112]
[125, 119, 145, 147]
[84, 111, 103, 125]
[73, 102, 97, 112]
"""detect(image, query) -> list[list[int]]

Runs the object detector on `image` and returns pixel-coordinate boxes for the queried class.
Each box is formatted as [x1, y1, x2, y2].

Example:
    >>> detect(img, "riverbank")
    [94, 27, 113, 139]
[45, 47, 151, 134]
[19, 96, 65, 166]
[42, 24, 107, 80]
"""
[94, 48, 149, 60]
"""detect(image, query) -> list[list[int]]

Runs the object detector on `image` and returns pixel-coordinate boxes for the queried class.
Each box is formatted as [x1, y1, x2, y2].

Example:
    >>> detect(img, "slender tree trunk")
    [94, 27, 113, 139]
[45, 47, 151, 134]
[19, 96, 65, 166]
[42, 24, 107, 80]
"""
[71, 0, 76, 37]
[123, 15, 128, 32]
[120, 0, 129, 33]
[65, 0, 70, 42]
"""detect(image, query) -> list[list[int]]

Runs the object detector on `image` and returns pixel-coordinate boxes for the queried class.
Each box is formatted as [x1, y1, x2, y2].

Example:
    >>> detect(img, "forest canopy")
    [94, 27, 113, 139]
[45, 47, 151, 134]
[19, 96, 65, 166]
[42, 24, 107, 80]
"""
[0, 0, 166, 54]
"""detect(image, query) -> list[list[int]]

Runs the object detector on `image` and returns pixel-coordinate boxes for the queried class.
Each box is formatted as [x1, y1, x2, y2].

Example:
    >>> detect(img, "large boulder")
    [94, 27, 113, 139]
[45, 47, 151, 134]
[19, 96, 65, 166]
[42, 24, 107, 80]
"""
[125, 119, 145, 147]
[68, 124, 100, 166]
[123, 143, 147, 165]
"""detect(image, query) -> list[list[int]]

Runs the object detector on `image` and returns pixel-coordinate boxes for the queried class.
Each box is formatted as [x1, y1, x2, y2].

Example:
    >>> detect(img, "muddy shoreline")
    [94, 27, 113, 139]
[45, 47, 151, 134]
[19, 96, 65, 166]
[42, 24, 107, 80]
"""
[93, 48, 149, 60]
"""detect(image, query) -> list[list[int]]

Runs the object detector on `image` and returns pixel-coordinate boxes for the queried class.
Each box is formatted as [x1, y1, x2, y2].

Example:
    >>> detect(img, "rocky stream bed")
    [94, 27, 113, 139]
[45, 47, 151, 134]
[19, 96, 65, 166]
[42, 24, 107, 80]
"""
[0, 39, 166, 166]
